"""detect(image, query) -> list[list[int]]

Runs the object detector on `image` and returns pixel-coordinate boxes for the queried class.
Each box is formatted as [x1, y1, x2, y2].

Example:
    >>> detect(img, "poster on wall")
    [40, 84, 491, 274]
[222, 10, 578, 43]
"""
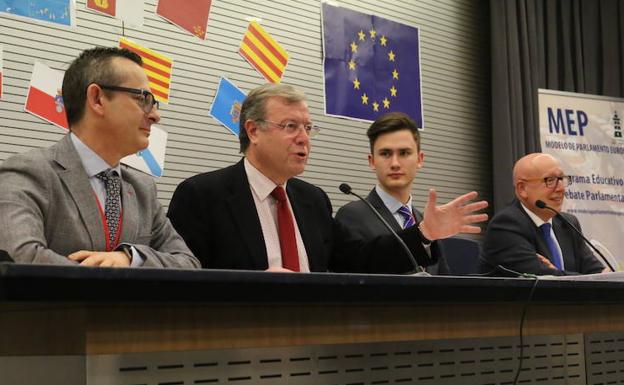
[539, 89, 624, 269]
[0, 0, 76, 28]
[156, 0, 212, 40]
[238, 21, 289, 84]
[209, 77, 246, 136]
[24, 61, 68, 130]
[86, 0, 143, 27]
[121, 125, 167, 177]
[321, 3, 424, 126]
[119, 37, 173, 104]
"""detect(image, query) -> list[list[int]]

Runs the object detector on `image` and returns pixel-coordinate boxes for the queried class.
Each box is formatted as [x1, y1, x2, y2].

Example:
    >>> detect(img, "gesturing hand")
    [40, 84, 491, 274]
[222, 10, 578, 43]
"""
[419, 189, 488, 241]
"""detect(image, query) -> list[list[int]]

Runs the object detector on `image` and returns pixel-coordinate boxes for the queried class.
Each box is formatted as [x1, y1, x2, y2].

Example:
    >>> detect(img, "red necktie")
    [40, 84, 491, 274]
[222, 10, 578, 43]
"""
[271, 186, 300, 272]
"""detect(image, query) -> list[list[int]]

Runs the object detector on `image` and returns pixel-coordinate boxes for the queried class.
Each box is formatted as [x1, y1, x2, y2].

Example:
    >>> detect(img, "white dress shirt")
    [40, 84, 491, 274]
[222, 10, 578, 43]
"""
[244, 158, 310, 272]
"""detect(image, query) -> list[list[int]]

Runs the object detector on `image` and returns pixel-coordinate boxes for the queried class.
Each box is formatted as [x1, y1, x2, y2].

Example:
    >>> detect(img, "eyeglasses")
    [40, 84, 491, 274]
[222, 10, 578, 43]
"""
[98, 85, 159, 113]
[257, 119, 321, 137]
[521, 175, 572, 188]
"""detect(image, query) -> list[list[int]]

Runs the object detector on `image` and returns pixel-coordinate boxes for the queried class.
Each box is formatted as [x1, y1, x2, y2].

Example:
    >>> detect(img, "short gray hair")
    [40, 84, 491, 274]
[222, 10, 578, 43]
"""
[239, 83, 306, 153]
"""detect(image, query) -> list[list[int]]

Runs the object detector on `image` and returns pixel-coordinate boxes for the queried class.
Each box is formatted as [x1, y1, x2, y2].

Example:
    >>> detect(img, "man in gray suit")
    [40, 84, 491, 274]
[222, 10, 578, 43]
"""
[335, 112, 451, 274]
[0, 47, 199, 268]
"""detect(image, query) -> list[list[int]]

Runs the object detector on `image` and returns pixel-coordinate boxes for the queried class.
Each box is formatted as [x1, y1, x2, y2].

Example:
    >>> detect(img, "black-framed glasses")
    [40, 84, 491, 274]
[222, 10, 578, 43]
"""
[98, 85, 159, 113]
[257, 119, 321, 137]
[521, 175, 572, 188]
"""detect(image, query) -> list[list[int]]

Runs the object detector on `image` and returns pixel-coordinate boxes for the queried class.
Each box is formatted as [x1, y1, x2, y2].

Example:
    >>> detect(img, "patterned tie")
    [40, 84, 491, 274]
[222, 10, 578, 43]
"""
[270, 186, 300, 272]
[95, 169, 122, 250]
[397, 205, 416, 229]
[539, 223, 564, 270]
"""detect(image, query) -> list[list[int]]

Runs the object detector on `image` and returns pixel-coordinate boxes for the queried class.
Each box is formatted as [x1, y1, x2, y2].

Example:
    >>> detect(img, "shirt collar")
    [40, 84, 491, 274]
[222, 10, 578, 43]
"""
[375, 185, 413, 214]
[520, 202, 552, 227]
[70, 133, 122, 178]
[244, 157, 287, 201]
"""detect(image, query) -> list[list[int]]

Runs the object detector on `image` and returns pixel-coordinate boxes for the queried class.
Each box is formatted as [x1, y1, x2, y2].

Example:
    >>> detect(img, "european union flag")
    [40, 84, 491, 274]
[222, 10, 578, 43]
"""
[210, 77, 247, 136]
[322, 3, 424, 127]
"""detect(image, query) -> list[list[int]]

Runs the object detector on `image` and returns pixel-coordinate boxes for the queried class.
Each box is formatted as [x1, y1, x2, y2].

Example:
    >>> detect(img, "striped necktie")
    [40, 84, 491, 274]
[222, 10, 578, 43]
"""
[397, 205, 416, 229]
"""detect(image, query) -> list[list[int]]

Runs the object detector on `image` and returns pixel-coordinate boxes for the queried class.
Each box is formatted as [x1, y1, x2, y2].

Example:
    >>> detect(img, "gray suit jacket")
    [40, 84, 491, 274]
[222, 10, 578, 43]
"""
[0, 135, 199, 268]
[335, 188, 449, 274]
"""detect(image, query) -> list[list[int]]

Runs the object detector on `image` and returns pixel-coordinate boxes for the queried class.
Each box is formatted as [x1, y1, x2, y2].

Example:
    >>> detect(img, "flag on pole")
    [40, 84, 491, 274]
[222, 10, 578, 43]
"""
[322, 3, 424, 126]
[24, 62, 68, 130]
[0, 45, 4, 100]
[121, 125, 167, 177]
[119, 38, 173, 104]
[239, 21, 289, 83]
[209, 77, 246, 136]
[86, 0, 143, 27]
[156, 0, 212, 40]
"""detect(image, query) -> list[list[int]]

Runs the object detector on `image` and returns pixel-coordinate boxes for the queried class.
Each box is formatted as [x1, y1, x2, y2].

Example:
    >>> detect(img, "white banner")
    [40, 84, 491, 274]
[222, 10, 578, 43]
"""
[539, 89, 624, 269]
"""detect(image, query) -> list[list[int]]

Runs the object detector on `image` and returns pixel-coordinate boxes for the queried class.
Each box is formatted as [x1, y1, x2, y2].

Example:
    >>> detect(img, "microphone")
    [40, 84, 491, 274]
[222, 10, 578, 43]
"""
[535, 200, 614, 272]
[339, 183, 427, 275]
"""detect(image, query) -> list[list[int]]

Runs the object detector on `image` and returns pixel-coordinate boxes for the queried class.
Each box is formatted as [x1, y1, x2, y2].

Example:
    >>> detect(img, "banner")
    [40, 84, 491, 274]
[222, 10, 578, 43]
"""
[539, 89, 624, 269]
[86, 0, 143, 27]
[156, 0, 212, 40]
[24, 61, 68, 130]
[239, 21, 289, 83]
[121, 125, 167, 177]
[209, 77, 246, 136]
[321, 3, 423, 126]
[0, 0, 76, 27]
[119, 37, 173, 104]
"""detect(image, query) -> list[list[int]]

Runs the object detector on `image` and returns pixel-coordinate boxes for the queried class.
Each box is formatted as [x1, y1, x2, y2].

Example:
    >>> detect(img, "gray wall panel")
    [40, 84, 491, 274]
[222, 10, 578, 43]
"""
[0, 0, 491, 222]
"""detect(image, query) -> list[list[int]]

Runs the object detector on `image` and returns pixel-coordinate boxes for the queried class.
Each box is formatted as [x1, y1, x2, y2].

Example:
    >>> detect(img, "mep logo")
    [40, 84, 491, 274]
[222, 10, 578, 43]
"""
[613, 111, 623, 140]
[547, 107, 588, 136]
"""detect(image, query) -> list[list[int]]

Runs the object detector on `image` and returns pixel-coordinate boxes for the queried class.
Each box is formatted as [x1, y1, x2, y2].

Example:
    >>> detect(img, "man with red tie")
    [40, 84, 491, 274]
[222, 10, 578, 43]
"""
[167, 83, 488, 272]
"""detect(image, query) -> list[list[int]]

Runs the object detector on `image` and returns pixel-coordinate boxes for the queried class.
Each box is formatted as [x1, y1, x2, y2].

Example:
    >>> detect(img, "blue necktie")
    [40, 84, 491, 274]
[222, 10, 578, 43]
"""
[397, 205, 416, 229]
[539, 223, 564, 270]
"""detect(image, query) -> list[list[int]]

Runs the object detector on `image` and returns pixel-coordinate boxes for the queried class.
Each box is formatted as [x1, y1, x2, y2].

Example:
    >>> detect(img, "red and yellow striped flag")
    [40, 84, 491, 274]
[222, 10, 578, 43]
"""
[119, 37, 173, 104]
[238, 21, 289, 83]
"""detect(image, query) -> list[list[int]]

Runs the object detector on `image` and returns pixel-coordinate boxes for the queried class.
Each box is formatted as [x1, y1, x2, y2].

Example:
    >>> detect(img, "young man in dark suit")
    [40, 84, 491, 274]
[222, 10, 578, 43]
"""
[167, 84, 488, 273]
[335, 112, 450, 274]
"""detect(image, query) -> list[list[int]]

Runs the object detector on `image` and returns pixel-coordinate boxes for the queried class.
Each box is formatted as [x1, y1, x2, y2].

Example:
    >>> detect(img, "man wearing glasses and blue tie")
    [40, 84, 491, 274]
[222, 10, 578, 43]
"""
[167, 83, 488, 273]
[0, 47, 199, 269]
[482, 153, 606, 275]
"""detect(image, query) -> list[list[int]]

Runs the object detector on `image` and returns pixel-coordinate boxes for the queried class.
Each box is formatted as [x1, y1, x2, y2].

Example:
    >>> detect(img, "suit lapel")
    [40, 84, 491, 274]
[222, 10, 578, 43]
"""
[119, 170, 139, 244]
[52, 135, 106, 250]
[367, 188, 402, 232]
[287, 183, 317, 271]
[226, 160, 268, 269]
[514, 200, 554, 261]
[553, 217, 575, 270]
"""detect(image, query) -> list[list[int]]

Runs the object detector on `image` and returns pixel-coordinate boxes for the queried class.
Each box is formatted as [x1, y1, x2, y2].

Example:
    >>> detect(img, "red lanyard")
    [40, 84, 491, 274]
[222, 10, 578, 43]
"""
[93, 191, 124, 251]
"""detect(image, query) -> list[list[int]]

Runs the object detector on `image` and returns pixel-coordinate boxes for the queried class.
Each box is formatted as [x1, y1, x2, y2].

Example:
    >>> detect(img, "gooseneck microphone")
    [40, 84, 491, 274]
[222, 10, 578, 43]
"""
[339, 183, 426, 274]
[535, 199, 614, 272]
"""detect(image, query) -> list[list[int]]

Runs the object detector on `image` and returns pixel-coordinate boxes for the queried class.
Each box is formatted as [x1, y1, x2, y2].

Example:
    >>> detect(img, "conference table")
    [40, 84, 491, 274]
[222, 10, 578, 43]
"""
[1, 262, 623, 385]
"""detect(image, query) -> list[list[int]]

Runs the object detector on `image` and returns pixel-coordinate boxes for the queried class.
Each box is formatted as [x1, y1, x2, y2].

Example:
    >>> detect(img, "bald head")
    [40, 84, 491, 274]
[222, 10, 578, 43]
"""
[513, 153, 565, 220]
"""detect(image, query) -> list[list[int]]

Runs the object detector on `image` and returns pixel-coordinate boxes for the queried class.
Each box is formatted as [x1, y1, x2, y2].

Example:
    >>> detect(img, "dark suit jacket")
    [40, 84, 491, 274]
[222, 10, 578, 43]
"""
[481, 199, 604, 276]
[334, 188, 450, 275]
[167, 159, 437, 273]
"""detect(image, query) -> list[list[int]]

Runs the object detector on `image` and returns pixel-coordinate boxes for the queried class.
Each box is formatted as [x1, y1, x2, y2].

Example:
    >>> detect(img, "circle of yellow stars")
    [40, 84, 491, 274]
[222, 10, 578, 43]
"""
[347, 27, 399, 113]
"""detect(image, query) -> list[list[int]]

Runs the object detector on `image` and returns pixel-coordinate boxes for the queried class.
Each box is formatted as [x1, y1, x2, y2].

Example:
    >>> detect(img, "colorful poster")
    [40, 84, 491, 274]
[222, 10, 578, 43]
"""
[0, 0, 76, 27]
[119, 37, 173, 104]
[321, 3, 424, 126]
[86, 0, 143, 27]
[121, 125, 167, 177]
[0, 46, 3, 100]
[239, 21, 289, 83]
[209, 77, 246, 136]
[24, 61, 68, 130]
[156, 0, 212, 40]
[539, 89, 624, 270]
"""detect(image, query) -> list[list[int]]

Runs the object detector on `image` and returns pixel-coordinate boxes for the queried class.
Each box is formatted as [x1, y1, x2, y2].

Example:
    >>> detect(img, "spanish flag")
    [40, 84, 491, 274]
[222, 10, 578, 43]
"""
[239, 21, 289, 84]
[119, 38, 173, 104]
